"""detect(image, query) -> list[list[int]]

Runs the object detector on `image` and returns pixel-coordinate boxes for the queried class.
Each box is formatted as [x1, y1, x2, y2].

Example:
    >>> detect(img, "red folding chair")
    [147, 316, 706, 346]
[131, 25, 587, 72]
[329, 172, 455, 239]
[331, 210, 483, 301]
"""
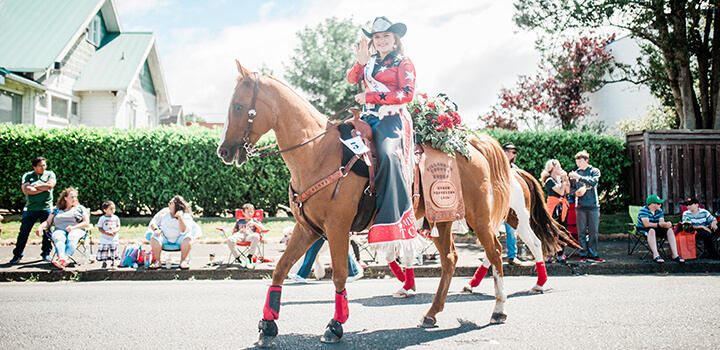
[216, 209, 272, 264]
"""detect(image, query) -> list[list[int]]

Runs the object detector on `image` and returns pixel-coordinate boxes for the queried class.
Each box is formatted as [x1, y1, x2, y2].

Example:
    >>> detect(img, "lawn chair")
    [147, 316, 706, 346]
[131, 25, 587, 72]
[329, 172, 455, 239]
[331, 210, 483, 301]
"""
[564, 202, 580, 258]
[216, 209, 270, 265]
[627, 205, 667, 259]
[144, 222, 202, 267]
[350, 230, 377, 264]
[677, 204, 712, 258]
[44, 224, 95, 265]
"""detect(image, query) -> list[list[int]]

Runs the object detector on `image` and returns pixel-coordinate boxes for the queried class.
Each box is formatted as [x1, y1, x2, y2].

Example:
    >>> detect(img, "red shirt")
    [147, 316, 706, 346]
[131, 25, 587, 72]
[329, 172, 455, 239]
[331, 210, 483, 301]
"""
[347, 51, 416, 105]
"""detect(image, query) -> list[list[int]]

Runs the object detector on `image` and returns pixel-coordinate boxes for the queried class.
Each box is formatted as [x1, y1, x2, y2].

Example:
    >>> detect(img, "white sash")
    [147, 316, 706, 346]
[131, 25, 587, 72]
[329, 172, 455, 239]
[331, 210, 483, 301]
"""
[363, 57, 390, 93]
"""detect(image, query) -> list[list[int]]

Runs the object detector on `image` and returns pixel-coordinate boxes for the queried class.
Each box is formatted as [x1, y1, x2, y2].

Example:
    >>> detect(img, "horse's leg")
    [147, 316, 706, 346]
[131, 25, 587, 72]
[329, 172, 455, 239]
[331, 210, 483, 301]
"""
[461, 258, 491, 293]
[320, 230, 350, 343]
[258, 226, 320, 348]
[474, 221, 507, 323]
[510, 177, 547, 293]
[419, 222, 456, 327]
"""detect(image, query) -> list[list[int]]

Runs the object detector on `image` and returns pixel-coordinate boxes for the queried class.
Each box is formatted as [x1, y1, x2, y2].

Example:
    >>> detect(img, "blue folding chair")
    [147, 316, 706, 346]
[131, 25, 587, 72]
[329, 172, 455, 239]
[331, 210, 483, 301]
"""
[144, 222, 202, 267]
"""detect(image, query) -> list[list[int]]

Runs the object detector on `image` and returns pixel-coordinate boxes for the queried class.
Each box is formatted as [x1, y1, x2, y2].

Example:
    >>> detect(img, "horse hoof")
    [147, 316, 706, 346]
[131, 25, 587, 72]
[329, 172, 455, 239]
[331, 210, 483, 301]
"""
[393, 287, 411, 298]
[490, 312, 507, 324]
[257, 319, 278, 348]
[530, 285, 545, 294]
[320, 319, 343, 343]
[418, 316, 438, 328]
[460, 284, 473, 293]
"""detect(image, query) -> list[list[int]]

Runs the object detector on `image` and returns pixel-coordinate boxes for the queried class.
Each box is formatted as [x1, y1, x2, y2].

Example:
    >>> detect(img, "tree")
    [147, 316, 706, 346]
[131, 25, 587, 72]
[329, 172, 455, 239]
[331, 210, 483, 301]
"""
[284, 17, 361, 117]
[480, 34, 615, 130]
[185, 112, 206, 123]
[513, 0, 720, 129]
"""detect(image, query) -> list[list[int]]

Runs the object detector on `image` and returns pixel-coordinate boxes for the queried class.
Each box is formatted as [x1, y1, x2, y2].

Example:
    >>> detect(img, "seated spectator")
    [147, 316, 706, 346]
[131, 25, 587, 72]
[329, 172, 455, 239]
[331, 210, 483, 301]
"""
[227, 203, 266, 268]
[36, 187, 90, 270]
[636, 195, 684, 263]
[681, 197, 719, 260]
[147, 195, 195, 270]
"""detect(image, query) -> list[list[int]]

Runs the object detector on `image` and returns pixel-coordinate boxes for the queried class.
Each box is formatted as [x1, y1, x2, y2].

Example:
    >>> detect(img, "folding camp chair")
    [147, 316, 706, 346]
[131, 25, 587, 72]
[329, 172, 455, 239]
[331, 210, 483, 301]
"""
[627, 205, 667, 259]
[564, 202, 580, 258]
[144, 222, 202, 267]
[216, 209, 269, 265]
[350, 230, 377, 264]
[677, 204, 712, 258]
[45, 224, 95, 265]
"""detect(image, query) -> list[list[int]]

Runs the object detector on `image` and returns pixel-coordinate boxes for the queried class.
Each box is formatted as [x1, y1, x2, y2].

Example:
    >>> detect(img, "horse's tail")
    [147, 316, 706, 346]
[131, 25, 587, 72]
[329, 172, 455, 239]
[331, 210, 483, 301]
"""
[468, 134, 512, 233]
[515, 169, 581, 256]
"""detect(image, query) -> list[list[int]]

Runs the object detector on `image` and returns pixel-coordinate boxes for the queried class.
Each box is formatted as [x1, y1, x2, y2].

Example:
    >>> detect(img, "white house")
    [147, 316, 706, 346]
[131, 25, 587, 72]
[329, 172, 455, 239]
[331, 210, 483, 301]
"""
[586, 35, 662, 129]
[0, 0, 172, 129]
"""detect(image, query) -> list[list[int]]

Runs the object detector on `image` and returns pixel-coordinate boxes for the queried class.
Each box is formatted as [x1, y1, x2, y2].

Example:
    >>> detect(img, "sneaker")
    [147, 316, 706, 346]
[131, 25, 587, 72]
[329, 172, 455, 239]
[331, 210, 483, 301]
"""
[40, 254, 52, 262]
[578, 257, 587, 263]
[557, 254, 567, 263]
[245, 259, 255, 269]
[507, 257, 524, 266]
[347, 264, 364, 283]
[53, 259, 67, 270]
[587, 256, 605, 263]
[9, 256, 22, 264]
[236, 256, 247, 268]
[101, 262, 108, 269]
[288, 273, 307, 283]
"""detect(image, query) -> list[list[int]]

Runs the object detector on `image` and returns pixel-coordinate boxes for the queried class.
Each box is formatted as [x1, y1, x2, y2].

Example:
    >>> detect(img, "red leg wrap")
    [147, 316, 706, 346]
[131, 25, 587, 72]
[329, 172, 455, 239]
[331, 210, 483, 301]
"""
[403, 268, 415, 291]
[263, 285, 282, 321]
[469, 265, 488, 288]
[334, 289, 349, 323]
[389, 261, 405, 282]
[536, 261, 547, 287]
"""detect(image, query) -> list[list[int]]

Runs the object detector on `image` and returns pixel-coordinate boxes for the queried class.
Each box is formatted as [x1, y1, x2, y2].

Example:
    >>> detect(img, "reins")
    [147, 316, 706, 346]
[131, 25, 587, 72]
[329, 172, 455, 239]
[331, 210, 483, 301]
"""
[242, 72, 356, 158]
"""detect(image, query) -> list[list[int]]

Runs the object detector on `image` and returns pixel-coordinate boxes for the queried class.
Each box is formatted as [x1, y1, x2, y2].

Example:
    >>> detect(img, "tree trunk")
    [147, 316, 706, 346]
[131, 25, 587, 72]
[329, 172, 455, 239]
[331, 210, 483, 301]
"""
[669, 0, 697, 129]
[714, 87, 720, 129]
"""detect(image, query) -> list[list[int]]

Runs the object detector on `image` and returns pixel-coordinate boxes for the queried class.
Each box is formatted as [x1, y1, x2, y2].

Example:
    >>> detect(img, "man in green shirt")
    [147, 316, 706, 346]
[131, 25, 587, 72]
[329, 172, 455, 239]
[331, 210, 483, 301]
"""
[10, 157, 56, 264]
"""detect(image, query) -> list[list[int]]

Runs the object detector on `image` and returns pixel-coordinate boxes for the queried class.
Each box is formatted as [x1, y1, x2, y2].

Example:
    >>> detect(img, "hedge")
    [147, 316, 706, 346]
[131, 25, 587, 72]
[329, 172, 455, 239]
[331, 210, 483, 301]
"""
[0, 124, 289, 216]
[0, 125, 631, 216]
[482, 129, 631, 213]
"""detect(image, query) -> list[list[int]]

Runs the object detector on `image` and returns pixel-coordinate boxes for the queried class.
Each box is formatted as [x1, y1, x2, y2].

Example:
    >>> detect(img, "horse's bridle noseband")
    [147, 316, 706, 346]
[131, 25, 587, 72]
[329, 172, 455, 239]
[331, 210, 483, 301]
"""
[239, 72, 356, 159]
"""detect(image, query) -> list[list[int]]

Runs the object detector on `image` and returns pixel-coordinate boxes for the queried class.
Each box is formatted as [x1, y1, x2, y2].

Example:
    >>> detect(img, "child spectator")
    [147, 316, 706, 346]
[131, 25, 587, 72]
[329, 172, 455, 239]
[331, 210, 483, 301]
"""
[96, 201, 121, 269]
[681, 196, 719, 260]
[227, 203, 266, 268]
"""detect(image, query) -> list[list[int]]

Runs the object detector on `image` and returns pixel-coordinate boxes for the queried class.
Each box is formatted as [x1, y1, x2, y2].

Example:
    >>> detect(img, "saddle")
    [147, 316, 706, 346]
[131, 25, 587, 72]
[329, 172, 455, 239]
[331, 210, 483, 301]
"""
[289, 108, 465, 238]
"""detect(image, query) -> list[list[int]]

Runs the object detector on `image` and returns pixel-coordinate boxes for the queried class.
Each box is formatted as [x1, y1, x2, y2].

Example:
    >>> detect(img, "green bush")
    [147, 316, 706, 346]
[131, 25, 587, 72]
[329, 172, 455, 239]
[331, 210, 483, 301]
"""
[481, 129, 631, 213]
[0, 124, 289, 216]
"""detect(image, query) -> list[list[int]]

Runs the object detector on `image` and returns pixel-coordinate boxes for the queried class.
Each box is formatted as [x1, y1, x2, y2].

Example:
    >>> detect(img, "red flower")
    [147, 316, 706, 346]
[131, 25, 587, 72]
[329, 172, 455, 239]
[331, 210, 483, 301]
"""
[427, 102, 435, 109]
[414, 108, 420, 114]
[420, 93, 428, 99]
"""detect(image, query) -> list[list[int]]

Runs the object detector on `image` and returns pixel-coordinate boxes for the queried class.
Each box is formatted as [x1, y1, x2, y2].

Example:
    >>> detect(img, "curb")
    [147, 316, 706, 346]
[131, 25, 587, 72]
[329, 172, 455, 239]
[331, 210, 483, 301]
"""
[3, 261, 719, 282]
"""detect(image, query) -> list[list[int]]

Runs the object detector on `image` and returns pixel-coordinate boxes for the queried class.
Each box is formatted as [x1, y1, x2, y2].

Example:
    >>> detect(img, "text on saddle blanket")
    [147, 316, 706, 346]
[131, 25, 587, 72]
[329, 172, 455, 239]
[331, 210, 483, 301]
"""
[419, 145, 465, 223]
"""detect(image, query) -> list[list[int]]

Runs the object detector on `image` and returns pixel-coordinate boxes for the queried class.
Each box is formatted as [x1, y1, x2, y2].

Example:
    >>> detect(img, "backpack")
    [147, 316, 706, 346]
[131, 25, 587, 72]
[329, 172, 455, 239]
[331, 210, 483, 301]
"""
[120, 243, 142, 267]
[138, 249, 154, 266]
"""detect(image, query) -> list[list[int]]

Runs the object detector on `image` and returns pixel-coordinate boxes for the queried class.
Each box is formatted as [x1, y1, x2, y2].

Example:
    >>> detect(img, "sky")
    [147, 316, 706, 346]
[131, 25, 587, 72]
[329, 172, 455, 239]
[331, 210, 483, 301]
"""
[115, 0, 542, 126]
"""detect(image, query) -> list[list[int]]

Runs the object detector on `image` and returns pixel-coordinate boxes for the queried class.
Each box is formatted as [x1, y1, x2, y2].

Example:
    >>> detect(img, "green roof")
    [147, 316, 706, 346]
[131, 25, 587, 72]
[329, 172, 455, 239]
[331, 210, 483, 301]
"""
[73, 33, 154, 91]
[0, 0, 102, 72]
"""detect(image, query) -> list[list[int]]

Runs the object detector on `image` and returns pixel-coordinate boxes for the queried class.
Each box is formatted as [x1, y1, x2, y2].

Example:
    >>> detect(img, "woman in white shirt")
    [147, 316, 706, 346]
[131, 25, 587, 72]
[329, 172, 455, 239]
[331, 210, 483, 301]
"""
[148, 195, 195, 269]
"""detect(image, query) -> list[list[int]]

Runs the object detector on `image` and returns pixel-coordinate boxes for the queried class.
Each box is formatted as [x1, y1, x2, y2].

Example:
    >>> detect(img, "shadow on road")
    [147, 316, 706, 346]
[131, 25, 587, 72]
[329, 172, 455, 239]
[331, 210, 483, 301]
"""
[245, 318, 497, 349]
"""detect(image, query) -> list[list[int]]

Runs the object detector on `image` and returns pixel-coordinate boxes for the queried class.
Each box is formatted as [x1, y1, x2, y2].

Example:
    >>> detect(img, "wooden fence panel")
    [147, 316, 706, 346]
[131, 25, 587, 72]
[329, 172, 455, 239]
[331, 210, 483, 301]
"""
[626, 130, 720, 214]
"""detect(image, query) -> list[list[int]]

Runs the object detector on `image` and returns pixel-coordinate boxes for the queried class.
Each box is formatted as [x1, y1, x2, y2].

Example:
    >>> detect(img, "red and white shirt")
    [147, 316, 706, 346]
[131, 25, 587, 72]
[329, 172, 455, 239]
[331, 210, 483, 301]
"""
[347, 51, 416, 105]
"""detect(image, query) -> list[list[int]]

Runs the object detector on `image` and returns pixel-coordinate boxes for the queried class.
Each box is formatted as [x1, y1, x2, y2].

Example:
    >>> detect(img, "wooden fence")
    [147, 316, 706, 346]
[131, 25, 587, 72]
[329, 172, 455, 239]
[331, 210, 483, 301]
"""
[626, 130, 720, 215]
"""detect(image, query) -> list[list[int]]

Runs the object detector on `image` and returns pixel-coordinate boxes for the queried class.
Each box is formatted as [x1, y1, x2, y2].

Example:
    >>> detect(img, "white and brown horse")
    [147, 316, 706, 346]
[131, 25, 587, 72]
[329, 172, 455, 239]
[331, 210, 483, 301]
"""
[218, 62, 511, 346]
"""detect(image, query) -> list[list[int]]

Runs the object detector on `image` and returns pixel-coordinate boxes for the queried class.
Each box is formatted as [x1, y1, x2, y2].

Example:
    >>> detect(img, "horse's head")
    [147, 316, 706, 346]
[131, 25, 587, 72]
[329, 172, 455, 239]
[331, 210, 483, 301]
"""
[218, 60, 275, 167]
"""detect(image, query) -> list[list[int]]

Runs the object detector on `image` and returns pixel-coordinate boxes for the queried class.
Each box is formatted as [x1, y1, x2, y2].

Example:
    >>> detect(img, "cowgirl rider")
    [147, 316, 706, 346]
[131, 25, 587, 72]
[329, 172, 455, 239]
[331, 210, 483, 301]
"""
[347, 16, 423, 298]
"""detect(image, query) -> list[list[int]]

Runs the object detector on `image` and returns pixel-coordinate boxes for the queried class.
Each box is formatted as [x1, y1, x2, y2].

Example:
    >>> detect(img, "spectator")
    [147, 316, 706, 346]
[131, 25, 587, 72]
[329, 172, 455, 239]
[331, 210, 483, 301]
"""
[681, 196, 719, 260]
[96, 200, 121, 269]
[637, 195, 684, 263]
[540, 159, 570, 261]
[569, 150, 605, 263]
[36, 187, 90, 270]
[10, 157, 56, 264]
[147, 196, 195, 270]
[0, 214, 3, 234]
[227, 203, 266, 268]
[502, 142, 522, 266]
[288, 239, 363, 283]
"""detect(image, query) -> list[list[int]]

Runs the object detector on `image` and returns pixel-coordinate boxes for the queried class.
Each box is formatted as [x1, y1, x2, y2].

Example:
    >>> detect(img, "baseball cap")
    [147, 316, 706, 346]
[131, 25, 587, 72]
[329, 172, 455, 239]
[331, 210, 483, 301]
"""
[682, 196, 699, 205]
[646, 194, 665, 205]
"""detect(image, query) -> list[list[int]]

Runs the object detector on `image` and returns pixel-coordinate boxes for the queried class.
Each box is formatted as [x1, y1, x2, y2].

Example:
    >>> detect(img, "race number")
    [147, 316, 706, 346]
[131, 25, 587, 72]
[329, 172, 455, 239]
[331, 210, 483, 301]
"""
[340, 136, 370, 155]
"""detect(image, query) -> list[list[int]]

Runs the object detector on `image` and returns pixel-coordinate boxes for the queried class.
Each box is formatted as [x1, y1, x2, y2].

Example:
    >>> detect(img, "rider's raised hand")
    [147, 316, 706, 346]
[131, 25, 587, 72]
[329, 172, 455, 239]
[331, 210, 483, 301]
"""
[356, 38, 370, 66]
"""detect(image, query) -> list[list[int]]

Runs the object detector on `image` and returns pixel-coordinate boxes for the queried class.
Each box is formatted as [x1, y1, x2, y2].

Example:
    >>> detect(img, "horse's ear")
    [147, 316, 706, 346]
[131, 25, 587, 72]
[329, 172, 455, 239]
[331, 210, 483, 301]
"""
[235, 59, 249, 79]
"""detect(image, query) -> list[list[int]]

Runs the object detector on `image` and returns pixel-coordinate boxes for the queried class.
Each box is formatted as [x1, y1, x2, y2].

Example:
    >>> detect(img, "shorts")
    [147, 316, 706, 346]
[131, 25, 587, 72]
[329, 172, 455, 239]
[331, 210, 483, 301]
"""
[151, 231, 193, 245]
[636, 226, 669, 238]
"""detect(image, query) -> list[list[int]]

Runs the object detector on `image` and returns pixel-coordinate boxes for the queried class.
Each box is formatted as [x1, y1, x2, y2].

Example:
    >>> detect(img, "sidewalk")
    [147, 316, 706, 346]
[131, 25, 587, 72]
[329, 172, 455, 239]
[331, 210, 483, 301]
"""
[1, 237, 718, 282]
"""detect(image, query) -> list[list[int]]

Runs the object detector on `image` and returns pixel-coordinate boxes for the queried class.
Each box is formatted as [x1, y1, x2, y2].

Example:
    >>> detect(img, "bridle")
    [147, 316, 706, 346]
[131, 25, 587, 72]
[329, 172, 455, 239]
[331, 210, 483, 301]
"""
[239, 72, 356, 158]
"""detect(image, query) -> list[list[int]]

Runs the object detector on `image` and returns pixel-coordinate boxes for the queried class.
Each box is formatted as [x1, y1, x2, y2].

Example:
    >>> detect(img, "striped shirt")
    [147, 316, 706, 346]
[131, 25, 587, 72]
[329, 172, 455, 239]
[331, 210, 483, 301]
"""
[681, 209, 716, 228]
[637, 206, 663, 229]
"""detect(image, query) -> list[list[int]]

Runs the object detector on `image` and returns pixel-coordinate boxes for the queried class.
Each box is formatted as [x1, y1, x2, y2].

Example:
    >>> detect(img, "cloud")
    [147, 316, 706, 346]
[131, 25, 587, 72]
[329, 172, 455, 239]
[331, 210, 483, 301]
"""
[128, 0, 542, 126]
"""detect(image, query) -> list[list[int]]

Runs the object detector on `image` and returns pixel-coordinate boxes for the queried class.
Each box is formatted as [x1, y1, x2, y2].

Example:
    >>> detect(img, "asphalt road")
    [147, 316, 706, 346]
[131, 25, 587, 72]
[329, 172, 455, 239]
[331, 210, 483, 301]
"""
[1, 274, 718, 349]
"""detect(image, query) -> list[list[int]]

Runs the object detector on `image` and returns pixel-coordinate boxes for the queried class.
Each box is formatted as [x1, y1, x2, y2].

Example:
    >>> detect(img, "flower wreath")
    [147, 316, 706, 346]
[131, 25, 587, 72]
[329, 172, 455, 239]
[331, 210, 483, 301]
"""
[408, 93, 471, 158]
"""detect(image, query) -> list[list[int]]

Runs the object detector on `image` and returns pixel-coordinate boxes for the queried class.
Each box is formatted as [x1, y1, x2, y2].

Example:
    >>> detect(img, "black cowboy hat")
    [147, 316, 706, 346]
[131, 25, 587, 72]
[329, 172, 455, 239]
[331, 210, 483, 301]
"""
[363, 16, 407, 38]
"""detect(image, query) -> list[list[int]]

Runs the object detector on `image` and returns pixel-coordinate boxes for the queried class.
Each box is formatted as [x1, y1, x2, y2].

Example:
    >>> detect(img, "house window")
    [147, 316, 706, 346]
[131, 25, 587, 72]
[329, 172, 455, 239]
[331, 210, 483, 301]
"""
[0, 89, 22, 124]
[71, 101, 78, 117]
[87, 13, 105, 47]
[51, 96, 69, 119]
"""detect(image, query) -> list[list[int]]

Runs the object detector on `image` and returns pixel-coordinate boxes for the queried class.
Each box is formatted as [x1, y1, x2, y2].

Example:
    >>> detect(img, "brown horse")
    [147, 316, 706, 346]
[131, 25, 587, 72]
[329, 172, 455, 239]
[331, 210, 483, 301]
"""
[218, 62, 511, 347]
